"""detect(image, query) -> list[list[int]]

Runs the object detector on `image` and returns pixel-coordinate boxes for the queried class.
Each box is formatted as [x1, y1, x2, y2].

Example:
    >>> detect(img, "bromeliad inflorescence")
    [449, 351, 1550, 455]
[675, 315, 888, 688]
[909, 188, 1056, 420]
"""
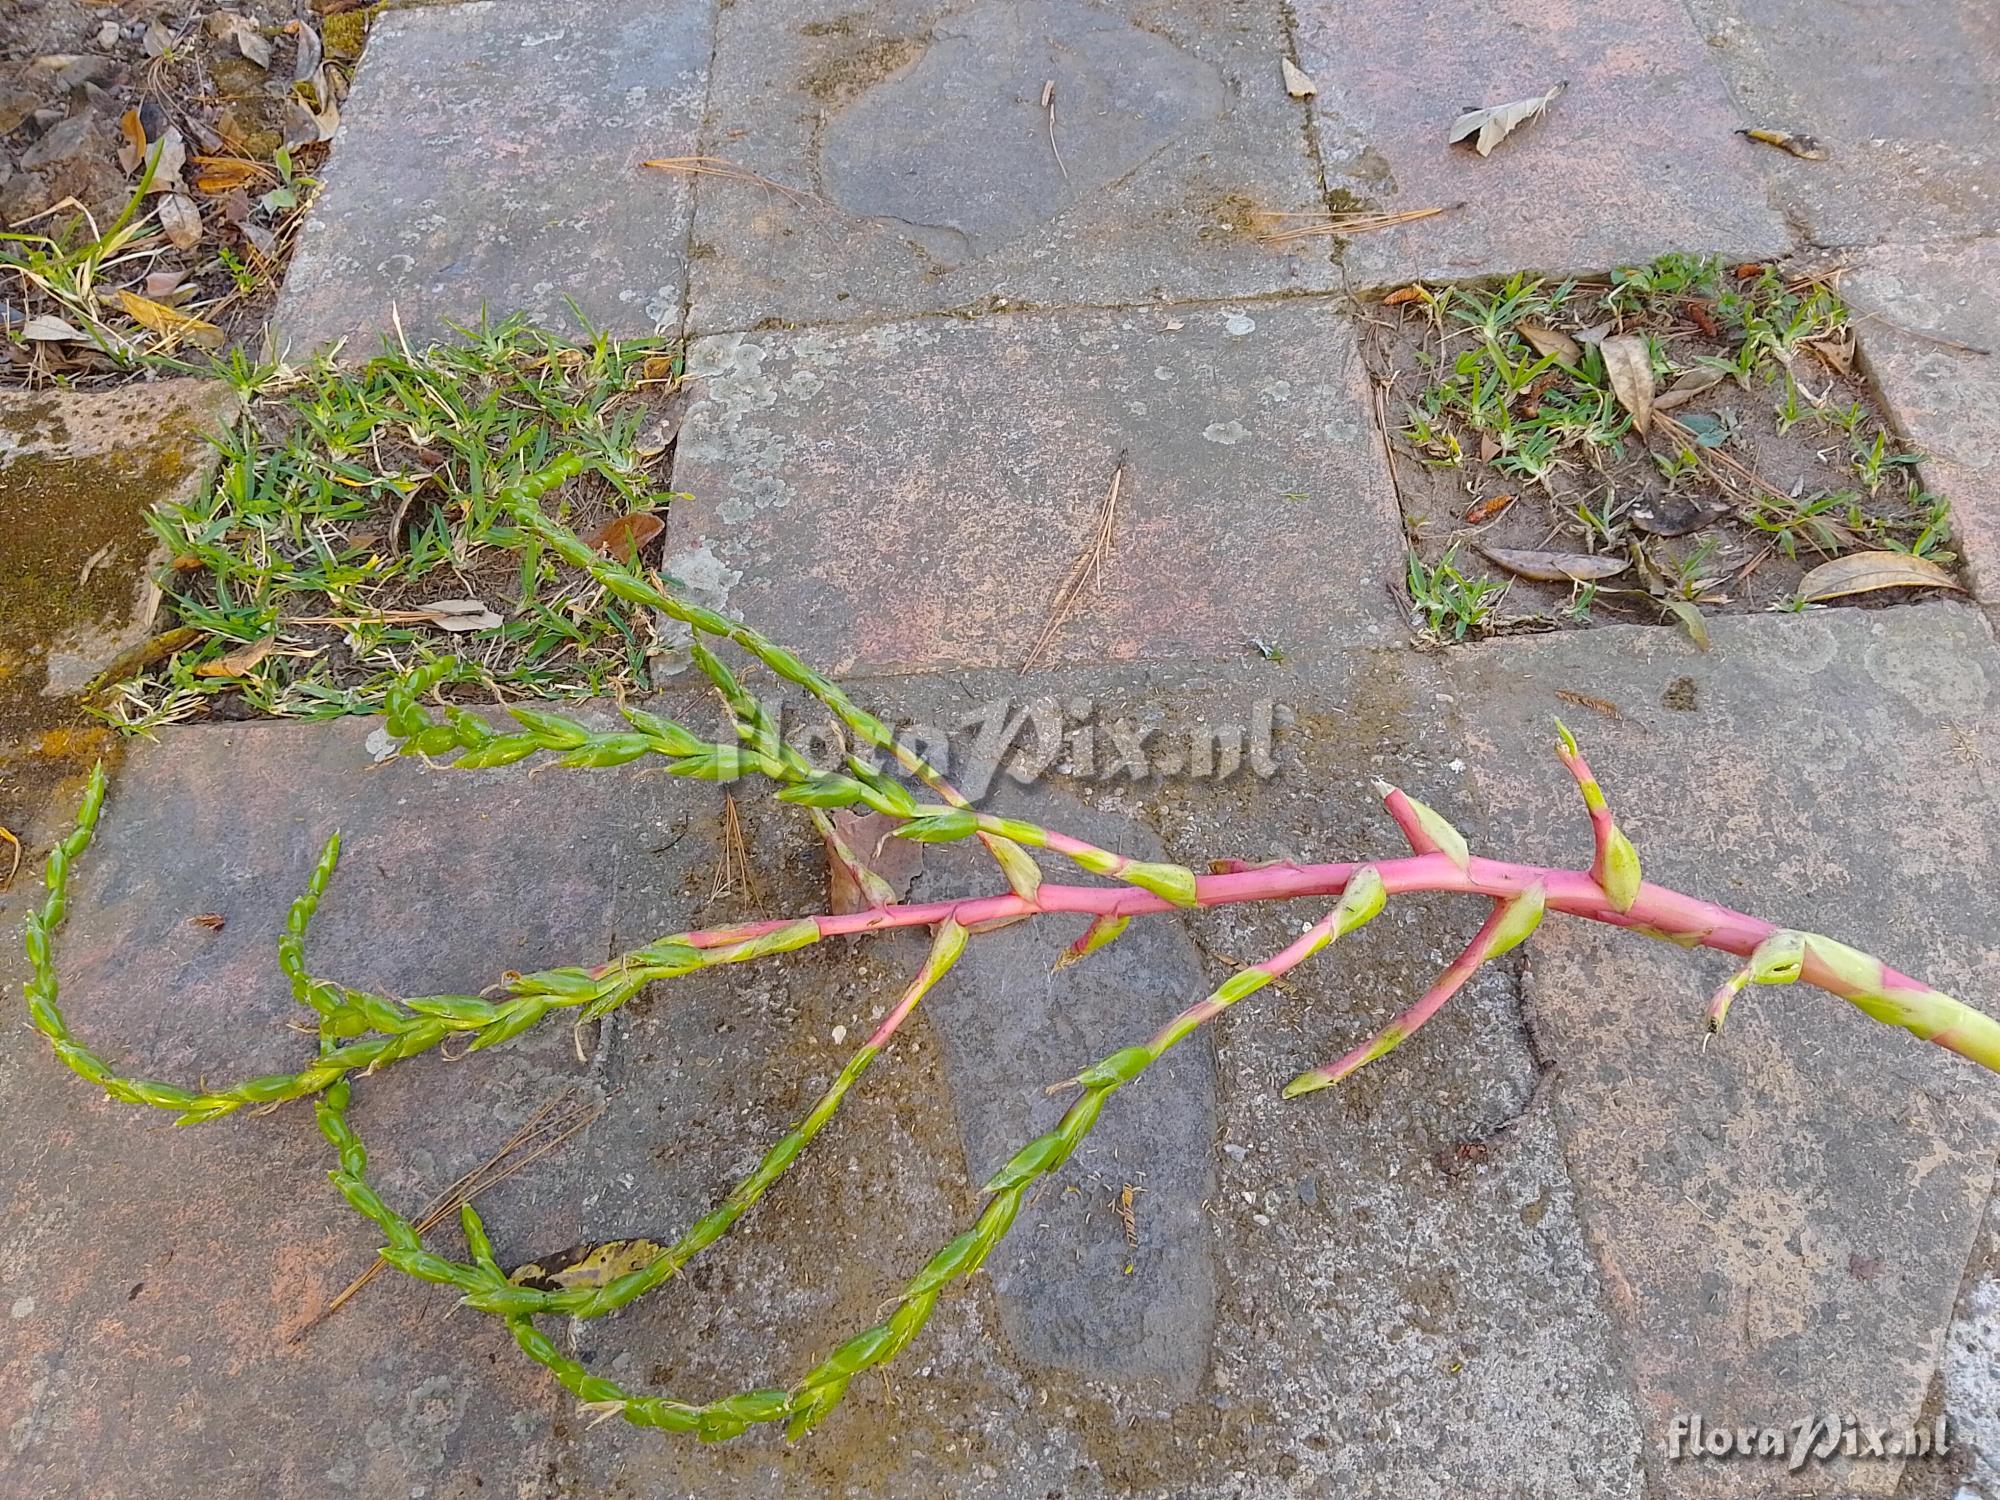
[21, 460, 2000, 1443]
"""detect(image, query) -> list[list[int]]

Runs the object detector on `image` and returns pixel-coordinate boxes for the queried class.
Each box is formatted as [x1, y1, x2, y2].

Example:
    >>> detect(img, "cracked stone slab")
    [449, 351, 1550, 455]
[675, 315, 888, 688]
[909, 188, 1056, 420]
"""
[276, 0, 713, 355]
[663, 300, 1403, 678]
[1450, 605, 2000, 1498]
[1290, 0, 1788, 286]
[1840, 239, 2000, 600]
[685, 0, 1337, 331]
[1685, 0, 1998, 246]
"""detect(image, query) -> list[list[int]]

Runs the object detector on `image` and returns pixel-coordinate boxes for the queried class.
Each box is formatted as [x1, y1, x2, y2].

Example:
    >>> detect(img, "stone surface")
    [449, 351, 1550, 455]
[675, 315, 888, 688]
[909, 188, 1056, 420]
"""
[0, 378, 235, 837]
[1842, 238, 2000, 599]
[1290, 0, 1788, 286]
[663, 300, 1404, 678]
[684, 0, 1337, 332]
[276, 0, 713, 355]
[1687, 0, 1998, 247]
[1450, 605, 2000, 1497]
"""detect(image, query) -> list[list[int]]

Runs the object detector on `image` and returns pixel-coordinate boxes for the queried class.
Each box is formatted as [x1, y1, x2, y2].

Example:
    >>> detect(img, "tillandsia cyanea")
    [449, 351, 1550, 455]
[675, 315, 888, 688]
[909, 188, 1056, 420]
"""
[21, 457, 2000, 1442]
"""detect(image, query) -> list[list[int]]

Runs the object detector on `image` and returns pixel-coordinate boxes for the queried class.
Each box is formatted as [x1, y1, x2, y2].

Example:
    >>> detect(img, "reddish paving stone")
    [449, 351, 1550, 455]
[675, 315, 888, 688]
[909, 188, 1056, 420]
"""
[1842, 239, 2000, 598]
[684, 0, 1336, 332]
[1290, 0, 1787, 287]
[1451, 605, 2000, 1497]
[276, 0, 712, 355]
[662, 301, 1404, 677]
[1688, 0, 1998, 246]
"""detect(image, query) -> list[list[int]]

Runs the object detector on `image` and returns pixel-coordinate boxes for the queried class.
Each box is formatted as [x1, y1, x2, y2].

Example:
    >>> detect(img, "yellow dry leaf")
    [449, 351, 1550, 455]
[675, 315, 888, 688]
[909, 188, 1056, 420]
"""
[194, 636, 277, 678]
[113, 290, 224, 350]
[510, 1239, 666, 1291]
[194, 156, 266, 193]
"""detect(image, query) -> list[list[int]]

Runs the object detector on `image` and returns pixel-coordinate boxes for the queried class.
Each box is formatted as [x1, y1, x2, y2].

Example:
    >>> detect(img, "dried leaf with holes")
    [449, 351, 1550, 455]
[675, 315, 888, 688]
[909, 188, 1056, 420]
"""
[113, 291, 224, 350]
[585, 513, 664, 563]
[1517, 321, 1580, 364]
[156, 193, 202, 249]
[1797, 551, 1963, 602]
[1476, 546, 1627, 583]
[1281, 58, 1316, 98]
[417, 599, 504, 632]
[1599, 335, 1654, 434]
[1447, 82, 1564, 157]
[1738, 127, 1827, 161]
[194, 637, 277, 678]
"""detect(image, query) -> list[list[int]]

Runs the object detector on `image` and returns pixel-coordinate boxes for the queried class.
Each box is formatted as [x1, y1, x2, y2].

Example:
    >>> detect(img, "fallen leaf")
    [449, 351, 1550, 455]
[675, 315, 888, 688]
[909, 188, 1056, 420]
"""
[1686, 301, 1720, 337]
[1281, 57, 1317, 98]
[585, 512, 664, 562]
[235, 26, 272, 68]
[1382, 285, 1428, 307]
[1478, 430, 1501, 461]
[1738, 127, 1827, 161]
[21, 314, 86, 342]
[1476, 545, 1627, 583]
[190, 912, 227, 931]
[116, 107, 147, 173]
[1651, 366, 1727, 411]
[1573, 320, 1615, 347]
[194, 636, 277, 678]
[1517, 320, 1580, 363]
[1599, 334, 1654, 434]
[143, 127, 187, 194]
[510, 1239, 666, 1292]
[290, 20, 324, 82]
[1447, 81, 1565, 157]
[1733, 263, 1765, 280]
[416, 598, 503, 632]
[1805, 329, 1855, 376]
[1462, 492, 1517, 524]
[156, 192, 202, 249]
[194, 156, 265, 192]
[142, 20, 174, 56]
[1658, 599, 1711, 651]
[0, 826, 18, 893]
[639, 354, 677, 382]
[144, 268, 189, 297]
[113, 290, 224, 349]
[827, 809, 924, 914]
[1796, 551, 1964, 602]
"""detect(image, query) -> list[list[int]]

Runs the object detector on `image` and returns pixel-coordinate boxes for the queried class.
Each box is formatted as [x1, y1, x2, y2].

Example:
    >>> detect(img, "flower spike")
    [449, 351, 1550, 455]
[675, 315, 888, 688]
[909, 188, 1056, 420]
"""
[1553, 720, 1642, 912]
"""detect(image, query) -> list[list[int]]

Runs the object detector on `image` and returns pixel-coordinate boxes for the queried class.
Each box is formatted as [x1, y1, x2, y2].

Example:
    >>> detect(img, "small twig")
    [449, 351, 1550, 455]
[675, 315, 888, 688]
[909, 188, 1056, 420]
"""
[639, 155, 821, 209]
[1020, 453, 1125, 674]
[1041, 81, 1069, 184]
[1254, 203, 1461, 246]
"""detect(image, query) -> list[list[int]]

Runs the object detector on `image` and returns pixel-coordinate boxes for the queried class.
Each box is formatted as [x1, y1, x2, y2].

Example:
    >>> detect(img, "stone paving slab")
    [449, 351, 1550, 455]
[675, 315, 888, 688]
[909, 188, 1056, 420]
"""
[1449, 604, 2000, 1497]
[684, 0, 1337, 333]
[663, 300, 1403, 679]
[0, 378, 236, 836]
[1841, 238, 2000, 600]
[1290, 0, 1788, 286]
[276, 0, 712, 356]
[1687, 0, 1998, 247]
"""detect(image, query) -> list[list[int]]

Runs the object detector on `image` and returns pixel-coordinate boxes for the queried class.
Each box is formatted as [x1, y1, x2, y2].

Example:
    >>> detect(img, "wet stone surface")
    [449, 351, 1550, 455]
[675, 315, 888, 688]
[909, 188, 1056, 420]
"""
[1290, 0, 1787, 286]
[1451, 604, 2000, 1497]
[275, 0, 713, 355]
[684, 0, 1337, 331]
[662, 300, 1403, 678]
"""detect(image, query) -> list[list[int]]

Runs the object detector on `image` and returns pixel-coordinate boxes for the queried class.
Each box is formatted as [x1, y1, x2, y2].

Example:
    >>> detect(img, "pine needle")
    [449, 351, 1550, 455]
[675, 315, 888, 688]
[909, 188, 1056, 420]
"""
[1020, 454, 1125, 675]
[1253, 202, 1461, 246]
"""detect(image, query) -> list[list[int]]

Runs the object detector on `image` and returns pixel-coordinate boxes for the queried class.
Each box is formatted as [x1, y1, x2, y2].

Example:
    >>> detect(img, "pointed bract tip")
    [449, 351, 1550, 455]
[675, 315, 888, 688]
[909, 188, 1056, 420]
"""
[1280, 1072, 1327, 1100]
[1554, 719, 1579, 758]
[1371, 777, 1396, 800]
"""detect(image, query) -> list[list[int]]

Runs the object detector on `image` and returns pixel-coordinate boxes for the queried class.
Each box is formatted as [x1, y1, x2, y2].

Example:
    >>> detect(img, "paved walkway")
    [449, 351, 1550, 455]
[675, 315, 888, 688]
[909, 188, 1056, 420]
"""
[3, 1, 1999, 1497]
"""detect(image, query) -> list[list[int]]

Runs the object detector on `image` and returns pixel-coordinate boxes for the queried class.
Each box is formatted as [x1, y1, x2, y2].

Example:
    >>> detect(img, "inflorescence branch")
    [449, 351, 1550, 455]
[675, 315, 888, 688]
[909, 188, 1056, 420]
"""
[20, 465, 2000, 1442]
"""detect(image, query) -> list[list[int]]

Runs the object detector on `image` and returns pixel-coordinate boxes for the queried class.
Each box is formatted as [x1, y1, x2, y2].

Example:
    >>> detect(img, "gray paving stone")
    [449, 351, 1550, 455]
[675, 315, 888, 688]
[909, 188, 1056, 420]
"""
[1842, 238, 2000, 599]
[662, 300, 1404, 679]
[1687, 0, 1998, 246]
[1449, 604, 2000, 1498]
[276, 0, 713, 355]
[685, 0, 1337, 331]
[1290, 0, 1788, 286]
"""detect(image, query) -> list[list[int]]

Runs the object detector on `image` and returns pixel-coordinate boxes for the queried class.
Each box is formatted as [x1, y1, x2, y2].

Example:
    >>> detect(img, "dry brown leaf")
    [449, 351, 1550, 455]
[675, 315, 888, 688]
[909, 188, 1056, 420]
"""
[144, 268, 189, 297]
[1478, 431, 1501, 461]
[1651, 367, 1727, 412]
[1447, 81, 1565, 157]
[1382, 285, 1428, 307]
[1797, 551, 1963, 602]
[116, 107, 147, 173]
[143, 128, 187, 194]
[156, 193, 202, 249]
[194, 636, 277, 678]
[1738, 127, 1827, 161]
[585, 512, 664, 562]
[1805, 330, 1855, 376]
[1599, 334, 1654, 434]
[416, 599, 503, 632]
[1476, 545, 1627, 583]
[1517, 320, 1580, 364]
[1463, 492, 1517, 524]
[0, 825, 19, 893]
[826, 809, 924, 914]
[1281, 58, 1317, 98]
[510, 1239, 666, 1292]
[141, 20, 173, 57]
[113, 290, 224, 349]
[194, 156, 266, 192]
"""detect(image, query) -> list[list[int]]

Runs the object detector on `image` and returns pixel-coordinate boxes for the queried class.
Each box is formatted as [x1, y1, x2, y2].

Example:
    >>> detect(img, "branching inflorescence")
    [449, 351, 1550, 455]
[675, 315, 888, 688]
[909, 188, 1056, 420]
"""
[22, 455, 2000, 1442]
